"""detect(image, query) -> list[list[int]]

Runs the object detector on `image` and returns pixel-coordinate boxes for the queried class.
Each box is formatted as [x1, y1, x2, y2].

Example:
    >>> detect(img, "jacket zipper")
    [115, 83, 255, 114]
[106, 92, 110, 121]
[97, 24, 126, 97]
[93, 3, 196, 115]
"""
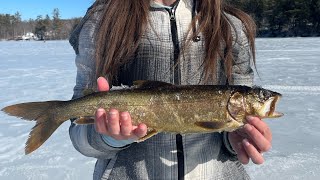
[167, 3, 181, 85]
[176, 134, 184, 180]
[166, 2, 184, 180]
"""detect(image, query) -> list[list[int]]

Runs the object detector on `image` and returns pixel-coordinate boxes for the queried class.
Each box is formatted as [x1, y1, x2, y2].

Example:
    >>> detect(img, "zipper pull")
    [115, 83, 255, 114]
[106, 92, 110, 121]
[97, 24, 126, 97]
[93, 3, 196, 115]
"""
[169, 9, 176, 21]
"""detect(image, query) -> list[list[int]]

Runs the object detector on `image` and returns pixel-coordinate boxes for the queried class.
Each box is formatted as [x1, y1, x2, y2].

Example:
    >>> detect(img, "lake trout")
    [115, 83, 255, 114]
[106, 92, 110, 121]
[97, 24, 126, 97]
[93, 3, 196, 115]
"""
[1, 81, 283, 154]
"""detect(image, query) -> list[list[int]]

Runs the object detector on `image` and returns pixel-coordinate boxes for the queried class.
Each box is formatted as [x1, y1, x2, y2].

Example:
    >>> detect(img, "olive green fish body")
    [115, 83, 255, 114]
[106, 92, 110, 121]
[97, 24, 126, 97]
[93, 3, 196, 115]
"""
[70, 86, 240, 133]
[1, 81, 283, 154]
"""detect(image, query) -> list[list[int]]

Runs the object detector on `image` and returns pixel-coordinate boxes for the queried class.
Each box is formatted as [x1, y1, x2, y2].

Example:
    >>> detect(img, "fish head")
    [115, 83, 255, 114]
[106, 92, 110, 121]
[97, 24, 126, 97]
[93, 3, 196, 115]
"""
[228, 86, 283, 123]
[245, 86, 283, 119]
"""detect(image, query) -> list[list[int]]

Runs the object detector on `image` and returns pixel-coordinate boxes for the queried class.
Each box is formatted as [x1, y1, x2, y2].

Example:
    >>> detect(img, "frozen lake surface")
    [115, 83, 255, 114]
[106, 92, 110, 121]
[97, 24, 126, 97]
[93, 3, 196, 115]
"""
[0, 38, 320, 180]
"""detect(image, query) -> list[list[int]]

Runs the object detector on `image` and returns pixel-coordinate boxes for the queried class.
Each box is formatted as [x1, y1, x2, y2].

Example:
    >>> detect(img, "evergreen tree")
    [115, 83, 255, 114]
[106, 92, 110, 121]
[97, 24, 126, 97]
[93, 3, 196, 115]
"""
[52, 8, 63, 39]
[43, 14, 51, 39]
[309, 0, 320, 35]
[35, 15, 47, 40]
[13, 12, 22, 36]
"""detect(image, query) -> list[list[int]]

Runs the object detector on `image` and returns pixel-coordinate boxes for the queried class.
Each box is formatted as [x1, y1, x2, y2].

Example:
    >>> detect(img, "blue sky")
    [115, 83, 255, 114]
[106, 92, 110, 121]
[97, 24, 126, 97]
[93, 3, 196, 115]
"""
[0, 0, 95, 20]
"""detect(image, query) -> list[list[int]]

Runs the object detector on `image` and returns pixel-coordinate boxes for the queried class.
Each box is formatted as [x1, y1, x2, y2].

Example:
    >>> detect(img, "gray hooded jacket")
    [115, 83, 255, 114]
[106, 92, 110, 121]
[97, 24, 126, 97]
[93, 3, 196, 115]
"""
[69, 0, 254, 179]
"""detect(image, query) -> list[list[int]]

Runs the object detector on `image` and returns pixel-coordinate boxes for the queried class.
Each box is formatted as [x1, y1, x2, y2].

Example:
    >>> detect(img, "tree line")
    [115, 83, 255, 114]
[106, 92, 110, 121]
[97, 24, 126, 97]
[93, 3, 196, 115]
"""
[231, 0, 320, 37]
[0, 8, 81, 40]
[1, 1, 319, 40]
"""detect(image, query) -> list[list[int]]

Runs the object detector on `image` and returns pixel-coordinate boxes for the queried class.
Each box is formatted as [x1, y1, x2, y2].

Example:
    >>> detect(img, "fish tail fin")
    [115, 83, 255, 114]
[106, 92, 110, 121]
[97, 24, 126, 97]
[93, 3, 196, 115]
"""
[1, 101, 67, 154]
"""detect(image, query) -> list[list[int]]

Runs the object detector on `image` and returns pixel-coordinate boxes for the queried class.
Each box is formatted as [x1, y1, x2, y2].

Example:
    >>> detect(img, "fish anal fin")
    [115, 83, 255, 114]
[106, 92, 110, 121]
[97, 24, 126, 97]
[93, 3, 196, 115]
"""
[133, 80, 173, 89]
[137, 129, 158, 142]
[194, 121, 226, 130]
[73, 116, 95, 124]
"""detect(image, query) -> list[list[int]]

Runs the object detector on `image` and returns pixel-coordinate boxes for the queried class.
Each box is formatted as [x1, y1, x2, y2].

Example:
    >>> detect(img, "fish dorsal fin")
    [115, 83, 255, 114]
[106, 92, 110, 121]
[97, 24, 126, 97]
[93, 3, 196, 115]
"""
[227, 92, 246, 121]
[133, 80, 173, 89]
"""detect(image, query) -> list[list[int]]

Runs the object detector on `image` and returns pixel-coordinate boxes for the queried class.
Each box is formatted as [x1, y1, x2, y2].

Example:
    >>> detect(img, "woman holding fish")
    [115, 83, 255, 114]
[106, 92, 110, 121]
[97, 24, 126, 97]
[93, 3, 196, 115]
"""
[68, 0, 273, 179]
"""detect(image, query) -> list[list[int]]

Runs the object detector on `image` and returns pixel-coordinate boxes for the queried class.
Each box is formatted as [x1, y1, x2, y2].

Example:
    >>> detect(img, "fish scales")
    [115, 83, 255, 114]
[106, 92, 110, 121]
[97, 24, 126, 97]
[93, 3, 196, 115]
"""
[65, 85, 266, 133]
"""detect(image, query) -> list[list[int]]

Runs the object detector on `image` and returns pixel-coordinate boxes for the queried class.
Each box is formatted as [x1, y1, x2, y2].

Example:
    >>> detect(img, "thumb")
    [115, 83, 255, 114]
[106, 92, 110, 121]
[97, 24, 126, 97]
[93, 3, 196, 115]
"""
[97, 77, 110, 92]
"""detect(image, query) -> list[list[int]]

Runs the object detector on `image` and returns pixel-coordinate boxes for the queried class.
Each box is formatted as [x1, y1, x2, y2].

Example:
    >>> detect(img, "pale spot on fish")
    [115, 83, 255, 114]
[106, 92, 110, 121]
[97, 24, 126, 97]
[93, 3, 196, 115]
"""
[139, 112, 146, 117]
[175, 93, 181, 101]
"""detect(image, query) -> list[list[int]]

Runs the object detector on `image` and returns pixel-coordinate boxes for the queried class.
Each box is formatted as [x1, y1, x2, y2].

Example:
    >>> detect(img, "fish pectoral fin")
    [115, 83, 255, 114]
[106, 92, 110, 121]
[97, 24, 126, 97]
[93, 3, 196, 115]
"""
[133, 80, 173, 89]
[73, 116, 95, 124]
[194, 121, 225, 130]
[137, 129, 158, 142]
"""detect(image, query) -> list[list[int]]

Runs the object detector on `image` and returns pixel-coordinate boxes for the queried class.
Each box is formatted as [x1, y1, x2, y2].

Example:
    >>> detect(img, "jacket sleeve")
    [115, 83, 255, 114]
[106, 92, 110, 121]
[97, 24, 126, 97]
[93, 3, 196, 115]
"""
[68, 4, 128, 159]
[230, 18, 254, 87]
[222, 16, 255, 155]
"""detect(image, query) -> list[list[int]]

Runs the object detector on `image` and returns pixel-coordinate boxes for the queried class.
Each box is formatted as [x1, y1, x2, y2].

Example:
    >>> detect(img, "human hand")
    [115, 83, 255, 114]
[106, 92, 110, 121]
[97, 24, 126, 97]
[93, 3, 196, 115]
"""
[228, 116, 272, 164]
[94, 77, 148, 140]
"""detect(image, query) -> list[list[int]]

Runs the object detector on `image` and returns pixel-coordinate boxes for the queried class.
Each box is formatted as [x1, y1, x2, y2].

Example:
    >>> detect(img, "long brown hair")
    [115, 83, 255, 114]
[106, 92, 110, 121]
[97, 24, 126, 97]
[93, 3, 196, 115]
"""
[94, 0, 256, 84]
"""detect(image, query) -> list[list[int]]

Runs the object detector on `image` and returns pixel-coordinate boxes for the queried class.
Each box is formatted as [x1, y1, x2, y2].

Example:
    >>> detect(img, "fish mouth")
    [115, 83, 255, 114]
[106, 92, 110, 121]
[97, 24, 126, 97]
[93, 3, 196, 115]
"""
[260, 96, 283, 118]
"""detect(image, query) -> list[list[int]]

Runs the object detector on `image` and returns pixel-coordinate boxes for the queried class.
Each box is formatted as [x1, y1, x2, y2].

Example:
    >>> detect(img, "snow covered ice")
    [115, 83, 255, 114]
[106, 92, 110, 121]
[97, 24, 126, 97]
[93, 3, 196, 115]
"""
[247, 38, 320, 180]
[0, 38, 320, 180]
[0, 41, 96, 180]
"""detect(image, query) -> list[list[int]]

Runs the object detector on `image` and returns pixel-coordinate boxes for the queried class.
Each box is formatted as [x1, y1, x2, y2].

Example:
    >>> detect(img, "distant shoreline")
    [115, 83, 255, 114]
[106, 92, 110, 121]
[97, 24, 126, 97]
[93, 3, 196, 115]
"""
[1, 36, 320, 42]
